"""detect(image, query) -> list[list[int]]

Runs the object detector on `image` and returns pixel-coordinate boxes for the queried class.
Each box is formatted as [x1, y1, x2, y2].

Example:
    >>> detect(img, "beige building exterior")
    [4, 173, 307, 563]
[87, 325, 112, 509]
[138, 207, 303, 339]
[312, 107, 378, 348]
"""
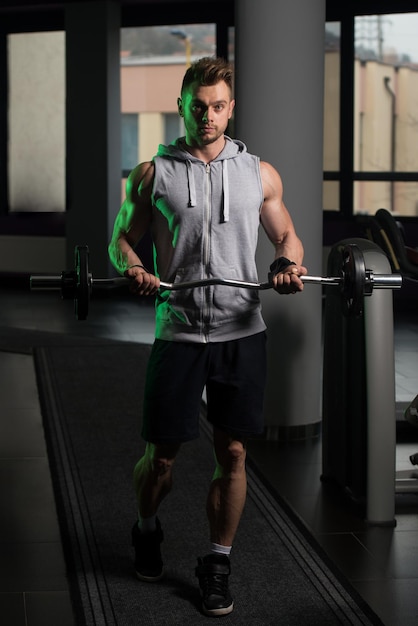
[121, 57, 186, 162]
[323, 52, 418, 215]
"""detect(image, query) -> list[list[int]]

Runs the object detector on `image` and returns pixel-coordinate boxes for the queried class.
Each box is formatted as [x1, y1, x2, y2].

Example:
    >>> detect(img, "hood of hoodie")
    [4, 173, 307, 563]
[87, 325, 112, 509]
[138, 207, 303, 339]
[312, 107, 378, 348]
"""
[154, 136, 247, 222]
[155, 135, 247, 161]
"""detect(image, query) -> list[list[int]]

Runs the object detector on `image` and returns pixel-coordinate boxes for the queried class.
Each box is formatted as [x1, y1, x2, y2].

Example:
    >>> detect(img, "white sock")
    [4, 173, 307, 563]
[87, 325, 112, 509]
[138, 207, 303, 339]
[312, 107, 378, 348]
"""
[138, 513, 157, 533]
[210, 542, 232, 557]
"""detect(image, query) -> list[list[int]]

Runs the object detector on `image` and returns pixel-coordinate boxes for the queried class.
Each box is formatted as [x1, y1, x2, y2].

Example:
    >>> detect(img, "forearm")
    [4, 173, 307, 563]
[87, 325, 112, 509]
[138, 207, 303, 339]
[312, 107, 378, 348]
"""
[108, 233, 148, 276]
[273, 232, 304, 266]
[109, 162, 154, 276]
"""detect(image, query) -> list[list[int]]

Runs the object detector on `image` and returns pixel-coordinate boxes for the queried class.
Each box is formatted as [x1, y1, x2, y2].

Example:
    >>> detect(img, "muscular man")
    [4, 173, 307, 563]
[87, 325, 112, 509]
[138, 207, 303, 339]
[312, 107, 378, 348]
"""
[109, 56, 306, 617]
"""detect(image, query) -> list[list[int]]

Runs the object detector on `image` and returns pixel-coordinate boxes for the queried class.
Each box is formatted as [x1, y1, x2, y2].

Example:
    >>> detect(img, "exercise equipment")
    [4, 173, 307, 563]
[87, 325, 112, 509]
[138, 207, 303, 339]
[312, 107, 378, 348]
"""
[30, 243, 402, 320]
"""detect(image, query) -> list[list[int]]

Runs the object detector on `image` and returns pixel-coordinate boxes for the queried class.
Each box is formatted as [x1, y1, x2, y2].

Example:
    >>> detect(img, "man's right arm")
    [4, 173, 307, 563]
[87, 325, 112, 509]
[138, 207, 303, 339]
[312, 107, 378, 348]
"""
[108, 161, 160, 295]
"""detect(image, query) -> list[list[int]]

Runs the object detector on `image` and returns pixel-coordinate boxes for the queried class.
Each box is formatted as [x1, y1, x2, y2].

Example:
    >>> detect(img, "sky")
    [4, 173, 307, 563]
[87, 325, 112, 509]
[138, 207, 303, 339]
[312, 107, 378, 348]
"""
[383, 13, 418, 62]
[356, 12, 418, 63]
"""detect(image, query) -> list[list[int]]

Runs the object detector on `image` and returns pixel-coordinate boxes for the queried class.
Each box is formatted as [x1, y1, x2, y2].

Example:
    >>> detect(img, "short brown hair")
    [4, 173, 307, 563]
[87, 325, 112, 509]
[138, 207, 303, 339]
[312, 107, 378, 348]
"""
[181, 57, 233, 95]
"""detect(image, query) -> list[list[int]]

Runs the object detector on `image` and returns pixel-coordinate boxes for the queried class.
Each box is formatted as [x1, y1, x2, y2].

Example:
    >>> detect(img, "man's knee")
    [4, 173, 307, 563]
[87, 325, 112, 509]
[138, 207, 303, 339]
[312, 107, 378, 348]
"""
[145, 442, 180, 477]
[226, 440, 246, 464]
[151, 456, 174, 477]
[213, 433, 247, 476]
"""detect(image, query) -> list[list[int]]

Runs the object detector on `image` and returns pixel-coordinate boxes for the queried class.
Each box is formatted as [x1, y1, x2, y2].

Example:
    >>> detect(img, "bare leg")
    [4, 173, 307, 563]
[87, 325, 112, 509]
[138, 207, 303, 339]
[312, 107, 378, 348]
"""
[206, 428, 247, 547]
[132, 442, 181, 582]
[133, 442, 181, 518]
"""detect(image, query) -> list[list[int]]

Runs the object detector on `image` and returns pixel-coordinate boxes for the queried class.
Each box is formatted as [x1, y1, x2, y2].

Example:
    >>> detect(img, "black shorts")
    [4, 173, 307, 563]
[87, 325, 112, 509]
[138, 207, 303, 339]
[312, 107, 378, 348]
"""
[142, 332, 267, 443]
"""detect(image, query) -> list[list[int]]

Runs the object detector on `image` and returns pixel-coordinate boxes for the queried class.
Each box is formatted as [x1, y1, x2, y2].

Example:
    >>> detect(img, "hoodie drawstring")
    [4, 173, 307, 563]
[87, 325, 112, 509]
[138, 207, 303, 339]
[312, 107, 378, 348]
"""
[186, 157, 229, 222]
[186, 160, 197, 207]
[222, 159, 229, 223]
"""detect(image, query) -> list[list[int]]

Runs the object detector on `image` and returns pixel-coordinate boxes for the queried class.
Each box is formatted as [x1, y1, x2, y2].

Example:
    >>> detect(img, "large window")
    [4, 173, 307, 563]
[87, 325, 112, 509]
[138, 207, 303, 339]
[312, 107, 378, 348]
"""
[6, 23, 221, 212]
[7, 31, 65, 213]
[325, 11, 418, 217]
[6, 9, 418, 222]
[353, 13, 418, 216]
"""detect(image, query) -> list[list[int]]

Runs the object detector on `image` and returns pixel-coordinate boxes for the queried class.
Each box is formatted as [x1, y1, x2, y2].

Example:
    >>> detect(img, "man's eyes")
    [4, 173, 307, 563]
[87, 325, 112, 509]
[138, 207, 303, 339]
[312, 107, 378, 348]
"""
[191, 104, 224, 112]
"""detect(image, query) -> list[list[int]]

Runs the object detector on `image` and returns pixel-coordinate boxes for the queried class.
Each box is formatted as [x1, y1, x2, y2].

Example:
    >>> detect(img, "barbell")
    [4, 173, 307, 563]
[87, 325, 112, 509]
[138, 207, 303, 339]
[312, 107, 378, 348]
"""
[29, 244, 402, 321]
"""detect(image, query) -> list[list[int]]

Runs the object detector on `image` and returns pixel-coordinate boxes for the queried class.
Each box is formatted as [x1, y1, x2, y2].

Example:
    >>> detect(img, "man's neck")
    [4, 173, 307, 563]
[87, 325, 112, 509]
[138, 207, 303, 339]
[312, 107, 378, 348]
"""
[182, 136, 226, 164]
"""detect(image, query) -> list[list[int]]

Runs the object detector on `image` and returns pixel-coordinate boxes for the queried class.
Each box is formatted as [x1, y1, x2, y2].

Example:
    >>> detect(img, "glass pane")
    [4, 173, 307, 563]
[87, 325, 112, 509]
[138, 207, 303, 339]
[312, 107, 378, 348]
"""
[354, 14, 418, 174]
[354, 181, 418, 217]
[324, 22, 340, 171]
[8, 32, 65, 212]
[120, 24, 216, 169]
[122, 114, 138, 171]
[323, 181, 340, 211]
[164, 113, 183, 145]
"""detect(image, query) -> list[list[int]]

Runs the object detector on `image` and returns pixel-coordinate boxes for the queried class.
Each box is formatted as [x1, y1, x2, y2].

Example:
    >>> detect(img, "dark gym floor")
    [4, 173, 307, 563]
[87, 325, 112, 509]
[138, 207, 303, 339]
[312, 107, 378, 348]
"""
[0, 287, 417, 626]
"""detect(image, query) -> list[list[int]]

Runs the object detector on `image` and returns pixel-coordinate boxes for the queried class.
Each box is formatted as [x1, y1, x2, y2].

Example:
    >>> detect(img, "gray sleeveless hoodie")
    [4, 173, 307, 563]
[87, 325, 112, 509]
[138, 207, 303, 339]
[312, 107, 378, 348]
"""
[151, 135, 267, 343]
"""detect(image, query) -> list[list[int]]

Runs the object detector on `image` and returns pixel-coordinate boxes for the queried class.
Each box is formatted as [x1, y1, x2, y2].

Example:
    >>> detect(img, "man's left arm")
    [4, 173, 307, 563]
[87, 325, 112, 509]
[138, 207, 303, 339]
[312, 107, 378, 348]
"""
[259, 161, 307, 294]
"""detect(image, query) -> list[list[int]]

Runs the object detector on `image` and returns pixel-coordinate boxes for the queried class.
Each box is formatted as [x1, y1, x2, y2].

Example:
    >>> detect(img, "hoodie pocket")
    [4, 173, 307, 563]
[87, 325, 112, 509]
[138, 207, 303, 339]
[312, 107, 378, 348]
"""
[157, 265, 205, 326]
[211, 266, 260, 325]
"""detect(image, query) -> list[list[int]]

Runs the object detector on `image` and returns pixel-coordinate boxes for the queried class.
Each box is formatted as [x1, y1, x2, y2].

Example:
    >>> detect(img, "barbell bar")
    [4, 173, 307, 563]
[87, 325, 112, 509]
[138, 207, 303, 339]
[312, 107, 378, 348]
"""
[30, 244, 403, 320]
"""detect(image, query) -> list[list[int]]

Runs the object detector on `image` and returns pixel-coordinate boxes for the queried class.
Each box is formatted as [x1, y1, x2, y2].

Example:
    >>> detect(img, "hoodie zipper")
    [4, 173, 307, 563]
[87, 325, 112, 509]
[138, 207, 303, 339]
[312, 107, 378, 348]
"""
[202, 162, 211, 341]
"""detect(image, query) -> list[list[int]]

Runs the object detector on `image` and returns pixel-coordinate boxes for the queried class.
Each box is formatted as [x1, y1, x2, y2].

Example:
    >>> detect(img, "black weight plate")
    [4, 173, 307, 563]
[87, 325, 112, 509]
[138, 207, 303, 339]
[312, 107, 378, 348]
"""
[341, 244, 365, 317]
[75, 245, 90, 320]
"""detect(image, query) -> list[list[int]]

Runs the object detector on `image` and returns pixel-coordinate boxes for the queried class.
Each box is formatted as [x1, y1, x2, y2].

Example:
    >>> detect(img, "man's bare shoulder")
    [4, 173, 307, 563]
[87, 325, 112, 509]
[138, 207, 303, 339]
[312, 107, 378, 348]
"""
[260, 160, 281, 179]
[126, 161, 155, 200]
[130, 161, 155, 187]
[259, 160, 283, 198]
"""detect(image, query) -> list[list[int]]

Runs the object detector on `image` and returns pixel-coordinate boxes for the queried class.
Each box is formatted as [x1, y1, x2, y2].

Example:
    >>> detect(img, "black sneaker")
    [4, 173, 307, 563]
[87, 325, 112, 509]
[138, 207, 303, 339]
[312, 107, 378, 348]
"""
[195, 554, 234, 616]
[131, 518, 164, 582]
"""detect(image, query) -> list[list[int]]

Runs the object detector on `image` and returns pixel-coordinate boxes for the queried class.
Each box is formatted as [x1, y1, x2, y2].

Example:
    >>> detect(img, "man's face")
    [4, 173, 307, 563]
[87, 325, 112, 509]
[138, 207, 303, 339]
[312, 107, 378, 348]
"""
[178, 80, 235, 147]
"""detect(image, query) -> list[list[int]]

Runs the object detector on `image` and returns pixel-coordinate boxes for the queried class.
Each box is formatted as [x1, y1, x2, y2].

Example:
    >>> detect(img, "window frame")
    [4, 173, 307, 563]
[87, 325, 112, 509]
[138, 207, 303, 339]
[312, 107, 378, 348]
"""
[2, 1, 418, 241]
[325, 1, 418, 245]
[0, 2, 233, 235]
